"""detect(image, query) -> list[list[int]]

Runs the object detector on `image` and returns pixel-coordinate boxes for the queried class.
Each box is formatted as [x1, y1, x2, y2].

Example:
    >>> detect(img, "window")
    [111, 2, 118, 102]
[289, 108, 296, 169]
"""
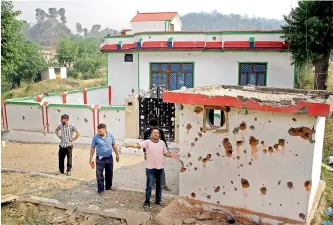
[239, 63, 267, 86]
[124, 54, 133, 62]
[169, 23, 174, 31]
[150, 63, 194, 90]
[203, 106, 228, 133]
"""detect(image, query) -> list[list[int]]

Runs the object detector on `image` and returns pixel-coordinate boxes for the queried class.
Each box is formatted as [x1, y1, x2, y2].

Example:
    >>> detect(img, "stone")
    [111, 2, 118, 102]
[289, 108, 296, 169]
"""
[88, 205, 100, 210]
[174, 219, 183, 225]
[113, 220, 121, 225]
[183, 218, 196, 224]
[66, 205, 78, 215]
[196, 212, 212, 220]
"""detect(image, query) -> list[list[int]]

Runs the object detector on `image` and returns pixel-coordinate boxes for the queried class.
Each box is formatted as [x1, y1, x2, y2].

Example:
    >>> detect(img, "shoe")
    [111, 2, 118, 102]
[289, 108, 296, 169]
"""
[143, 202, 151, 211]
[56, 171, 64, 175]
[67, 172, 71, 176]
[98, 191, 104, 196]
[106, 187, 116, 191]
[162, 185, 171, 191]
[155, 201, 166, 207]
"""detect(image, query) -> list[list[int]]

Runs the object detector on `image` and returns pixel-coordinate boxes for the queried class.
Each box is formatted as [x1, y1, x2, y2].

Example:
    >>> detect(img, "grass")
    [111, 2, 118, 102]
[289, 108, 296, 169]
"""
[4, 77, 107, 99]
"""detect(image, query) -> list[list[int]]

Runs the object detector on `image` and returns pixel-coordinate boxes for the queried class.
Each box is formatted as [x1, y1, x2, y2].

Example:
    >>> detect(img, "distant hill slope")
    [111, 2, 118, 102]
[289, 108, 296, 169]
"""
[181, 12, 284, 31]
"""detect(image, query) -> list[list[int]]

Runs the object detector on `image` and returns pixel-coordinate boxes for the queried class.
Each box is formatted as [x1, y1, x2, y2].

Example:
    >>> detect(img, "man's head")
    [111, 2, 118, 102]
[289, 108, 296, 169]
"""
[149, 118, 158, 128]
[97, 123, 107, 136]
[151, 127, 160, 141]
[60, 114, 69, 125]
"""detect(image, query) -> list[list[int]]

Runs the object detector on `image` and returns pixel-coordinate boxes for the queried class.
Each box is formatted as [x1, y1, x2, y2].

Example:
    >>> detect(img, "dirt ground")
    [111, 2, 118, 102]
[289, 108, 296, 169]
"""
[1, 142, 181, 195]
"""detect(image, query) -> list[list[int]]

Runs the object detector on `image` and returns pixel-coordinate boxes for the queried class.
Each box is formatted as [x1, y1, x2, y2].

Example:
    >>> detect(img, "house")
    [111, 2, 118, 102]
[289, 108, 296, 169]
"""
[162, 84, 333, 224]
[101, 11, 294, 106]
[41, 67, 67, 80]
[40, 48, 57, 63]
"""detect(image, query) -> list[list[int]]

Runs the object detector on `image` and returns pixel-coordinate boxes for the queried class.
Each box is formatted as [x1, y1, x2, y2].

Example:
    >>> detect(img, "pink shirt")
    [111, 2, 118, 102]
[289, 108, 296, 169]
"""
[140, 139, 167, 169]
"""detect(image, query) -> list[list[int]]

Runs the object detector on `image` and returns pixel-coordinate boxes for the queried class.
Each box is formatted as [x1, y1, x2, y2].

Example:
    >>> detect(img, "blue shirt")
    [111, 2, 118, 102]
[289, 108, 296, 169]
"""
[91, 131, 115, 157]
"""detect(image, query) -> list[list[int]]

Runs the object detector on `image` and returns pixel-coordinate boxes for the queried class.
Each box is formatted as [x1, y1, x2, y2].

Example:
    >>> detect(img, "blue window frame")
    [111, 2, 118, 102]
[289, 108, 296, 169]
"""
[150, 63, 194, 90]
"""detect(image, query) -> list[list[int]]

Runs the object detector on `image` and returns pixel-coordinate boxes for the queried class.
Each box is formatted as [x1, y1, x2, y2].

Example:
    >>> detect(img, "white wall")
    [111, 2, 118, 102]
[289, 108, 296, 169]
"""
[41, 94, 63, 104]
[169, 16, 182, 31]
[131, 21, 166, 33]
[98, 107, 126, 140]
[66, 90, 84, 104]
[137, 51, 294, 90]
[178, 105, 319, 222]
[86, 87, 109, 105]
[6, 102, 44, 132]
[41, 67, 67, 80]
[108, 54, 138, 105]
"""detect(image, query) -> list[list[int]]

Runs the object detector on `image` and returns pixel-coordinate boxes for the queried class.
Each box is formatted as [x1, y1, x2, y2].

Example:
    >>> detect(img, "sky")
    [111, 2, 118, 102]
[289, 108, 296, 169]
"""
[14, 0, 299, 32]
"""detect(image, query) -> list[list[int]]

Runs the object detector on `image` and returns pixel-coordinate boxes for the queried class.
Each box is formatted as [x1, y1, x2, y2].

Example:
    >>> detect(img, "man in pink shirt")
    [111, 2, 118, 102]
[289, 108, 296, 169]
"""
[125, 127, 179, 210]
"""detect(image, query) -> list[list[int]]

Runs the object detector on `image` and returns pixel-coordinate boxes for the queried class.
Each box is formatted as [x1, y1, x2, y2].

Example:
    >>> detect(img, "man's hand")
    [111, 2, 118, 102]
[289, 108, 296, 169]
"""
[89, 157, 95, 169]
[172, 153, 180, 158]
[116, 154, 120, 163]
[144, 153, 147, 160]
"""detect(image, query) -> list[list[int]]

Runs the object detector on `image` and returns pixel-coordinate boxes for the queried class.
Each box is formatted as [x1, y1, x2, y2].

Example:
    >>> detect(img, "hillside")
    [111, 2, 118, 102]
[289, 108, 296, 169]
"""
[181, 11, 284, 31]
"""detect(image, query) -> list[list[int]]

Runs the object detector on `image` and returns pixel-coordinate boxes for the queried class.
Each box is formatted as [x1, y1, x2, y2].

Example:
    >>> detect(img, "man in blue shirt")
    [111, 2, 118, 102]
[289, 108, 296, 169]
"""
[89, 123, 120, 194]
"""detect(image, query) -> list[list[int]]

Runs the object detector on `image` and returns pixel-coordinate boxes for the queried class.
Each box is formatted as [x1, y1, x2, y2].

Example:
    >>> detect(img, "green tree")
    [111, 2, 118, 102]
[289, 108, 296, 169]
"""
[58, 8, 66, 24]
[76, 22, 83, 35]
[57, 37, 78, 68]
[35, 8, 47, 23]
[1, 1, 24, 91]
[48, 8, 58, 19]
[281, 1, 333, 90]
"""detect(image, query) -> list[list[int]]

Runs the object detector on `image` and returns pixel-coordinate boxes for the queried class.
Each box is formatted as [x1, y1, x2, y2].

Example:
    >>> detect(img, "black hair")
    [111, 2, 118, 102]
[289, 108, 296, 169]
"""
[97, 123, 107, 129]
[149, 118, 158, 127]
[61, 114, 69, 120]
[151, 127, 160, 133]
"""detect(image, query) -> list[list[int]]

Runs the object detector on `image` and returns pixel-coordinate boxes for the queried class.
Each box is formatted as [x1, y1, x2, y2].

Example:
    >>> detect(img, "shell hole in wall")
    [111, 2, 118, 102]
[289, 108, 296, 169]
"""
[288, 127, 315, 143]
[22, 116, 25, 120]
[191, 142, 195, 147]
[250, 125, 255, 130]
[239, 122, 247, 130]
[214, 186, 221, 192]
[278, 139, 285, 147]
[287, 182, 294, 189]
[223, 138, 233, 157]
[84, 118, 88, 123]
[268, 147, 273, 152]
[241, 179, 250, 188]
[194, 106, 203, 114]
[299, 213, 306, 220]
[206, 154, 212, 160]
[186, 123, 192, 131]
[304, 181, 311, 191]
[260, 187, 267, 195]
[236, 141, 244, 147]
[233, 127, 239, 134]
[57, 109, 61, 112]
[191, 192, 196, 198]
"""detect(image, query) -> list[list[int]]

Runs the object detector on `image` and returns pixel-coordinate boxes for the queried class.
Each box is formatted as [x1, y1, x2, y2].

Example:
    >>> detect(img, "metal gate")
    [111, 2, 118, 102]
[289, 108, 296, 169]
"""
[138, 87, 175, 142]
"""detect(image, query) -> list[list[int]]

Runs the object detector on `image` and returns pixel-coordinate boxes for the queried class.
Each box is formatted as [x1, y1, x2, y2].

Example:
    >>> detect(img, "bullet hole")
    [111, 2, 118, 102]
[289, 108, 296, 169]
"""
[202, 158, 208, 163]
[263, 149, 267, 153]
[194, 106, 203, 114]
[240, 164, 243, 167]
[200, 127, 203, 132]
[233, 127, 239, 134]
[245, 110, 248, 115]
[288, 127, 315, 143]
[231, 181, 234, 184]
[187, 153, 191, 158]
[216, 152, 220, 156]
[250, 125, 255, 130]
[206, 154, 212, 160]
[278, 181, 281, 185]
[186, 123, 192, 131]
[287, 182, 293, 189]
[236, 141, 244, 147]
[297, 202, 300, 205]
[254, 118, 257, 121]
[234, 187, 238, 191]
[206, 195, 211, 199]
[198, 132, 203, 137]
[244, 150, 247, 154]
[214, 186, 221, 192]
[278, 139, 285, 147]
[223, 138, 233, 157]
[180, 167, 187, 173]
[103, 115, 106, 118]
[260, 141, 264, 145]
[304, 181, 311, 191]
[299, 213, 306, 220]
[248, 162, 252, 166]
[268, 120, 271, 123]
[268, 147, 273, 152]
[273, 144, 279, 150]
[84, 118, 88, 123]
[57, 109, 61, 112]
[236, 156, 240, 160]
[294, 154, 298, 156]
[269, 203, 271, 205]
[292, 118, 297, 121]
[194, 137, 198, 142]
[198, 156, 202, 161]
[191, 142, 195, 147]
[194, 167, 197, 171]
[216, 201, 220, 204]
[223, 192, 226, 195]
[191, 192, 196, 198]
[280, 204, 282, 206]
[249, 136, 259, 148]
[260, 187, 267, 195]
[241, 179, 250, 188]
[22, 116, 25, 120]
[189, 162, 192, 166]
[239, 122, 247, 130]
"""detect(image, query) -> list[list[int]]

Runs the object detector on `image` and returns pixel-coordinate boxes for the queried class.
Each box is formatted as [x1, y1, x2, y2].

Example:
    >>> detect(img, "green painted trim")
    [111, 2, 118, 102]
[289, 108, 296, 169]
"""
[168, 37, 173, 42]
[66, 89, 83, 94]
[48, 103, 92, 109]
[223, 31, 283, 35]
[137, 38, 143, 43]
[6, 96, 37, 102]
[41, 93, 62, 99]
[249, 37, 255, 42]
[117, 41, 122, 45]
[100, 105, 125, 110]
[293, 63, 297, 88]
[104, 49, 289, 53]
[237, 61, 268, 86]
[104, 35, 135, 39]
[86, 86, 108, 92]
[6, 101, 41, 107]
[206, 32, 223, 35]
[137, 52, 140, 91]
[131, 30, 283, 36]
[106, 54, 109, 85]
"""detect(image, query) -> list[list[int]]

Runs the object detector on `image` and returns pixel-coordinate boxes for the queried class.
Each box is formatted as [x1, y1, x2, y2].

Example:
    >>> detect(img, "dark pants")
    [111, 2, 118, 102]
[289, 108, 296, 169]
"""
[96, 156, 113, 193]
[58, 145, 73, 173]
[145, 168, 164, 204]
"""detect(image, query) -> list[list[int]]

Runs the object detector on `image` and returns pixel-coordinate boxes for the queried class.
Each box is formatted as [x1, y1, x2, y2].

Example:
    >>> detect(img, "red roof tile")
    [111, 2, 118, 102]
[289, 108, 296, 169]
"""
[122, 43, 137, 50]
[142, 41, 168, 48]
[205, 42, 222, 49]
[224, 41, 249, 48]
[173, 41, 205, 48]
[131, 12, 177, 22]
[100, 44, 117, 51]
[255, 41, 285, 48]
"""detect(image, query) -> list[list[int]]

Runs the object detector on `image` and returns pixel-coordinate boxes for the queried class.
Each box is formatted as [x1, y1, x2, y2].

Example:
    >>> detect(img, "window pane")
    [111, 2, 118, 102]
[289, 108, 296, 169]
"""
[240, 64, 252, 72]
[177, 72, 185, 89]
[258, 73, 265, 86]
[152, 64, 160, 71]
[248, 73, 256, 85]
[253, 64, 266, 72]
[240, 73, 247, 85]
[161, 64, 168, 70]
[181, 64, 193, 71]
[170, 63, 181, 71]
[185, 72, 193, 88]
[170, 73, 177, 90]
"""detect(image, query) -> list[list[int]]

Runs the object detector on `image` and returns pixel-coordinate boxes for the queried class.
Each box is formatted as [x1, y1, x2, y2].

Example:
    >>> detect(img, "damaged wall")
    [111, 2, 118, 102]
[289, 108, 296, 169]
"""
[178, 104, 324, 222]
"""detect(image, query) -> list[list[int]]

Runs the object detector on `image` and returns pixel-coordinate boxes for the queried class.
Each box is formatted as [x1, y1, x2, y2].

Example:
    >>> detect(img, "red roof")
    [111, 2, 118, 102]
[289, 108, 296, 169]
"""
[131, 12, 177, 22]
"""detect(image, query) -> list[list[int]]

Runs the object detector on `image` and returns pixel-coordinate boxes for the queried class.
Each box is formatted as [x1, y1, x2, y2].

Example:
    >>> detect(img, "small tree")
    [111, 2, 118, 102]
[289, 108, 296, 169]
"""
[281, 1, 333, 90]
[76, 23, 83, 35]
[58, 8, 67, 24]
[57, 37, 78, 68]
